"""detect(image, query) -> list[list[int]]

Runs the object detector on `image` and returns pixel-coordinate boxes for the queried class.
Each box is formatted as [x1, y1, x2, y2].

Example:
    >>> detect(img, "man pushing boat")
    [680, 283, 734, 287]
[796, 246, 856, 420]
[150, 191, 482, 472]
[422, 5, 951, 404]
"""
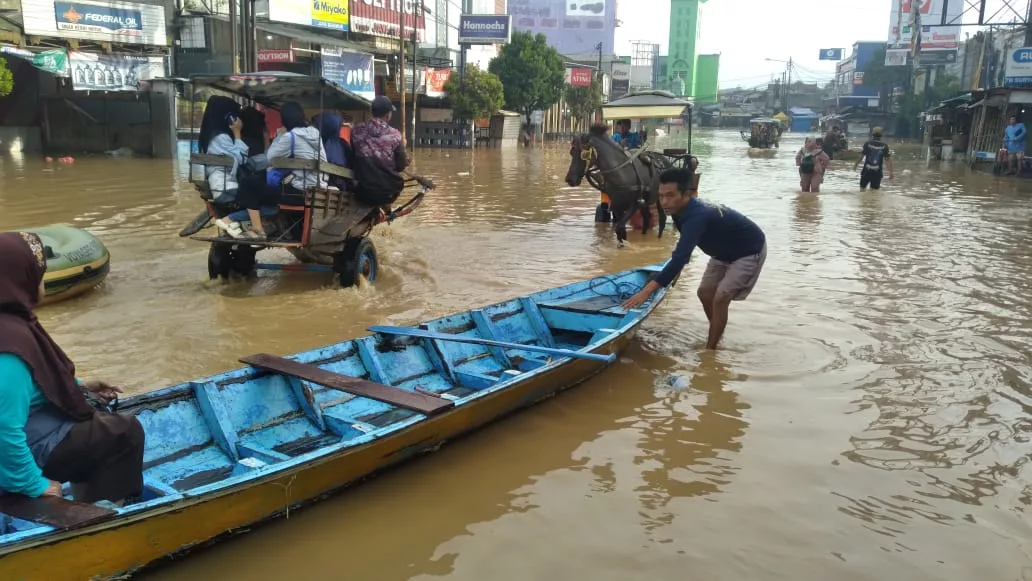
[621, 168, 766, 350]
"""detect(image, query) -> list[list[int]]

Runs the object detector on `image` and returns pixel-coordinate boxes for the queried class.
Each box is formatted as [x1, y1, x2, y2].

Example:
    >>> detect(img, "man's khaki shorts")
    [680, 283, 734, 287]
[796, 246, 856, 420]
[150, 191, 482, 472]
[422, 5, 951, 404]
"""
[699, 244, 767, 301]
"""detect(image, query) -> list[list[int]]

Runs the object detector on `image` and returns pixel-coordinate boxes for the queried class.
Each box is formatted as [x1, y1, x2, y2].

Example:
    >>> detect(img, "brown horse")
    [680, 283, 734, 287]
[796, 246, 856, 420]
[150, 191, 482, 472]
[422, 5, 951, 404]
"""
[566, 126, 673, 246]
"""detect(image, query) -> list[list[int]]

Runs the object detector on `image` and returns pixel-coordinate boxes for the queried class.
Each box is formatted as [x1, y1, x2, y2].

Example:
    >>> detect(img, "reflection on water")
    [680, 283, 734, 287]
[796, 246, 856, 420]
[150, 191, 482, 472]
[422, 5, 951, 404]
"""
[2, 129, 1032, 580]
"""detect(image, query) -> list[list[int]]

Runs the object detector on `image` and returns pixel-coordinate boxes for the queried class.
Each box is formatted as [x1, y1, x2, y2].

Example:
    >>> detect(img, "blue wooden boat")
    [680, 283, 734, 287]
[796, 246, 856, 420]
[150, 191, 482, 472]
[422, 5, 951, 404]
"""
[0, 263, 670, 580]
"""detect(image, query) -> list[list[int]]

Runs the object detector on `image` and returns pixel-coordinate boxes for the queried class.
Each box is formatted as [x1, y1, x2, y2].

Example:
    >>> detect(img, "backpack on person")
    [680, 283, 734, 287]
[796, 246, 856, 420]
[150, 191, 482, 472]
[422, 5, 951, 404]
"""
[352, 151, 406, 207]
[864, 142, 887, 171]
[799, 152, 816, 174]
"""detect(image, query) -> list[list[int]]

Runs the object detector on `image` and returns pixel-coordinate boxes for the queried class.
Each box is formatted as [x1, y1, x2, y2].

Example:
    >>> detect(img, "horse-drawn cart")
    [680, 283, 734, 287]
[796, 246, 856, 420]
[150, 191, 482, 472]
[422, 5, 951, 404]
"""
[565, 91, 698, 246]
[178, 73, 427, 287]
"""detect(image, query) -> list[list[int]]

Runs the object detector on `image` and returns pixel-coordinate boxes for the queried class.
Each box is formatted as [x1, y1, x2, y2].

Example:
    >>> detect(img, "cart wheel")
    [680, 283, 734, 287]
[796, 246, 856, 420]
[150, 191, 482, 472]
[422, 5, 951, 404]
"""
[208, 243, 232, 280]
[335, 237, 378, 288]
[230, 246, 258, 279]
[595, 203, 612, 223]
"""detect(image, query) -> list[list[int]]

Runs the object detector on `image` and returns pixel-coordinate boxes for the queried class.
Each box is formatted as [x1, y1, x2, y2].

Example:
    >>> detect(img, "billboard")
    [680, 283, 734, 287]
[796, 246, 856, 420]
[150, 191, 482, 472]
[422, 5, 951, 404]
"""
[508, 0, 614, 55]
[321, 48, 375, 100]
[1005, 47, 1032, 88]
[350, 0, 425, 41]
[610, 62, 629, 99]
[269, 0, 349, 30]
[458, 14, 511, 44]
[887, 0, 962, 50]
[69, 50, 165, 91]
[818, 48, 843, 60]
[21, 0, 167, 46]
[565, 67, 592, 86]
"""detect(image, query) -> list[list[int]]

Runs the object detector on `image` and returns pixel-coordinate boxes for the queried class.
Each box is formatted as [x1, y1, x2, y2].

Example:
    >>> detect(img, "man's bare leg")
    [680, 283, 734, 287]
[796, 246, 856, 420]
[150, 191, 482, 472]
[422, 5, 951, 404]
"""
[697, 286, 716, 322]
[705, 293, 733, 350]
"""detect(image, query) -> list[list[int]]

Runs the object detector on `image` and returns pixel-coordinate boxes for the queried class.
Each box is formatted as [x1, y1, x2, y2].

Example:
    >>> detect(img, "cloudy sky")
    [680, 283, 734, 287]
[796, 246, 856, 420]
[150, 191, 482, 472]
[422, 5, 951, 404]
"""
[614, 0, 901, 88]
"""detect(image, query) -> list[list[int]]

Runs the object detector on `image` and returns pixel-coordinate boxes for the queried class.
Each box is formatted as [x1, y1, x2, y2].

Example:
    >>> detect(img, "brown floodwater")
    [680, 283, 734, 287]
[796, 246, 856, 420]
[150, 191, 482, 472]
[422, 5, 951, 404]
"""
[2, 129, 1031, 581]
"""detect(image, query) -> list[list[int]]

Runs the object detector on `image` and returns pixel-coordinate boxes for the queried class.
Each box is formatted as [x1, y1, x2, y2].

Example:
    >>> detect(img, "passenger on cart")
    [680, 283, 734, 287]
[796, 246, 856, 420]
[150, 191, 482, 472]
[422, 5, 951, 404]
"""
[351, 96, 433, 210]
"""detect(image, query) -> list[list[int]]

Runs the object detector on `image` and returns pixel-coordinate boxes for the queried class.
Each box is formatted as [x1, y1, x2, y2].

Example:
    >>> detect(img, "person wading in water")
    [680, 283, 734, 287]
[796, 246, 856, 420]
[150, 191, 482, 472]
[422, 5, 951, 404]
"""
[621, 168, 767, 350]
[853, 127, 894, 190]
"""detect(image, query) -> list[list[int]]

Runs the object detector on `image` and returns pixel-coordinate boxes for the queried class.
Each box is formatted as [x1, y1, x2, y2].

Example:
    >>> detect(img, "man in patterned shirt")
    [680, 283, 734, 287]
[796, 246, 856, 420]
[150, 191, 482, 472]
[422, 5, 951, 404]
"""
[351, 96, 432, 206]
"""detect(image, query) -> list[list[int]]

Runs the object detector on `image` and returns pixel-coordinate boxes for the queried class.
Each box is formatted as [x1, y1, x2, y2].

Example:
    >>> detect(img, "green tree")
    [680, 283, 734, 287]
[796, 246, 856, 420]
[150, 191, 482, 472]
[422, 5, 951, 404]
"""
[0, 57, 13, 98]
[443, 64, 504, 121]
[487, 30, 565, 126]
[564, 75, 601, 130]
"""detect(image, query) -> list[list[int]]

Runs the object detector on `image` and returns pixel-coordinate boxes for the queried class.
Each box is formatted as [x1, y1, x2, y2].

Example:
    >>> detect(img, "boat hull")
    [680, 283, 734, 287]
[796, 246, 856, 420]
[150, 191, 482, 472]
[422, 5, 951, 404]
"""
[0, 281, 662, 580]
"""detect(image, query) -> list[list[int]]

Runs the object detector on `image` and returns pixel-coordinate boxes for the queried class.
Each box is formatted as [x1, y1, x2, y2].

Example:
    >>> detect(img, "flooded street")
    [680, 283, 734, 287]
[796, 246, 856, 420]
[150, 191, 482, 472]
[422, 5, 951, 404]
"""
[2, 129, 1032, 580]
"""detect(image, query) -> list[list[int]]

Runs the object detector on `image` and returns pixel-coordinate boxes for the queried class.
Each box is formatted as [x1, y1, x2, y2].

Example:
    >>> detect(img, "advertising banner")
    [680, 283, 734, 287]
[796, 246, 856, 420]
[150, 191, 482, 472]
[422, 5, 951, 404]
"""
[818, 48, 843, 60]
[258, 49, 293, 63]
[320, 48, 375, 100]
[0, 46, 69, 76]
[269, 0, 349, 30]
[68, 50, 165, 91]
[424, 67, 451, 97]
[21, 0, 167, 46]
[565, 67, 592, 87]
[1005, 47, 1032, 88]
[509, 0, 614, 54]
[887, 0, 961, 50]
[350, 0, 424, 41]
[457, 14, 511, 44]
[610, 62, 629, 99]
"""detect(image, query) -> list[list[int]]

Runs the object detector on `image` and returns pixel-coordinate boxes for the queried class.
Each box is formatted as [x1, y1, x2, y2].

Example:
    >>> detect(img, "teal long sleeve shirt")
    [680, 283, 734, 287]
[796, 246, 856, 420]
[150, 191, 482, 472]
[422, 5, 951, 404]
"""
[0, 353, 54, 497]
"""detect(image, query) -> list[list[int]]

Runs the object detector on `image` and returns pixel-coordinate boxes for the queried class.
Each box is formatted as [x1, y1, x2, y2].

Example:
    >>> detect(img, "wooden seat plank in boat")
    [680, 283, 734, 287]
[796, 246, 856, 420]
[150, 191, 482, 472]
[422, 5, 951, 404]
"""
[0, 494, 115, 530]
[239, 353, 454, 416]
[540, 295, 625, 314]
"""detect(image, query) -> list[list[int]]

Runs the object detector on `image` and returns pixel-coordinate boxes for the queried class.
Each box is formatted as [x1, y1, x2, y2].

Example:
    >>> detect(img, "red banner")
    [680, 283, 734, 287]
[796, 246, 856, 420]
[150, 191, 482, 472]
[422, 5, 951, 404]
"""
[350, 0, 425, 41]
[566, 67, 592, 87]
[424, 67, 451, 97]
[257, 49, 293, 63]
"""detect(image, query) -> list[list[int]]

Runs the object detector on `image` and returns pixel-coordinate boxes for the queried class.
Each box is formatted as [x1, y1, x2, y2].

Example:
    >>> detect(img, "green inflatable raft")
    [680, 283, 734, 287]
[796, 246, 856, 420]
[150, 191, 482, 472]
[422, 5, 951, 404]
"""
[18, 224, 110, 305]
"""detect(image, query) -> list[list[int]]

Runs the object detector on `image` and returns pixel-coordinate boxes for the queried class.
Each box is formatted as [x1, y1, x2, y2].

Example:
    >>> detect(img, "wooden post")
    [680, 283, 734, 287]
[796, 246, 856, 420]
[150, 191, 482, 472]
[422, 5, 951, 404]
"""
[399, 0, 406, 144]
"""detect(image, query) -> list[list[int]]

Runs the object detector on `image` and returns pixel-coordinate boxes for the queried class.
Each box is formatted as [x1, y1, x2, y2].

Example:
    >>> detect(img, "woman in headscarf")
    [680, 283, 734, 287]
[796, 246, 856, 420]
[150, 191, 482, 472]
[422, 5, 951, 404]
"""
[267, 101, 328, 195]
[312, 111, 351, 190]
[239, 105, 269, 156]
[0, 232, 145, 505]
[198, 95, 269, 240]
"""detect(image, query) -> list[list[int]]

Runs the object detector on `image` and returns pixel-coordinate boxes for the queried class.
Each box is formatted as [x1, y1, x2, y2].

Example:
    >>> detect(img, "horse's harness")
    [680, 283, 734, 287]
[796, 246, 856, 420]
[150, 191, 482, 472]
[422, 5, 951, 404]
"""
[579, 137, 652, 199]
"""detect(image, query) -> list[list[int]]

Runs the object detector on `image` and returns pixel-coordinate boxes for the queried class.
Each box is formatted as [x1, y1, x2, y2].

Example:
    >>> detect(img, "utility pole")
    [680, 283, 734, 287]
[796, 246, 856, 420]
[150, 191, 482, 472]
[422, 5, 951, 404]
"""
[229, 0, 239, 73]
[399, 0, 406, 145]
[596, 41, 603, 124]
[411, 22, 418, 151]
[786, 57, 792, 109]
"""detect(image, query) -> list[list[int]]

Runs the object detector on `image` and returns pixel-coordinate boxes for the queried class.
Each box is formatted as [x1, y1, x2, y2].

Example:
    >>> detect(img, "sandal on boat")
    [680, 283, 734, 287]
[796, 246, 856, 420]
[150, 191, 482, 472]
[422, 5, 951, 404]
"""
[215, 218, 244, 239]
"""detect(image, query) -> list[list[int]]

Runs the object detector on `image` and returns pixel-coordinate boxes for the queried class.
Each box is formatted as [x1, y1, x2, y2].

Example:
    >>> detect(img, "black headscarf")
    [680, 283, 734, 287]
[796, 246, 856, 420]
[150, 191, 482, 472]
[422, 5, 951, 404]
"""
[280, 101, 307, 131]
[199, 95, 242, 153]
[0, 232, 95, 421]
[239, 106, 267, 156]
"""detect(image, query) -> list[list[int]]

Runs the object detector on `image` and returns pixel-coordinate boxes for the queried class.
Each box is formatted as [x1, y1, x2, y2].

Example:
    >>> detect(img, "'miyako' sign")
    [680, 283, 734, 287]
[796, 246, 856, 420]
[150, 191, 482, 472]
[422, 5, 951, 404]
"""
[457, 14, 511, 45]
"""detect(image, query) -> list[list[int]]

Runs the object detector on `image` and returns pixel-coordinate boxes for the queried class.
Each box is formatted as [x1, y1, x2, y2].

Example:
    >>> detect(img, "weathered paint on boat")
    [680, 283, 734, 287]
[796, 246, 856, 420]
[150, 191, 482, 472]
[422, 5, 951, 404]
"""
[0, 263, 670, 581]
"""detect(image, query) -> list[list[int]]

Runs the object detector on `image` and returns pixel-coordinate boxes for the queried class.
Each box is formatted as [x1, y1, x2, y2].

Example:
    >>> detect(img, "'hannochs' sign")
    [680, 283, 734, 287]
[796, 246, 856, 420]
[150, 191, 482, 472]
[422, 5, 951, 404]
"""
[21, 0, 167, 46]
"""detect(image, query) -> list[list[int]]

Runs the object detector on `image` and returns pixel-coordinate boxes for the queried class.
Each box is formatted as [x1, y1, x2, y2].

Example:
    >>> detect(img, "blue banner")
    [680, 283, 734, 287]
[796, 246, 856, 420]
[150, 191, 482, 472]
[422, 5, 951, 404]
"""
[818, 48, 843, 61]
[55, 2, 143, 36]
[320, 48, 375, 101]
[458, 14, 512, 45]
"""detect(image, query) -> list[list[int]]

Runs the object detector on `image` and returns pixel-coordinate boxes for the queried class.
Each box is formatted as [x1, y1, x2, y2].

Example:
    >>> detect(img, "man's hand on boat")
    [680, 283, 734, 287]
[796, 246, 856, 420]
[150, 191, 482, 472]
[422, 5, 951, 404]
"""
[41, 479, 64, 497]
[81, 380, 123, 402]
